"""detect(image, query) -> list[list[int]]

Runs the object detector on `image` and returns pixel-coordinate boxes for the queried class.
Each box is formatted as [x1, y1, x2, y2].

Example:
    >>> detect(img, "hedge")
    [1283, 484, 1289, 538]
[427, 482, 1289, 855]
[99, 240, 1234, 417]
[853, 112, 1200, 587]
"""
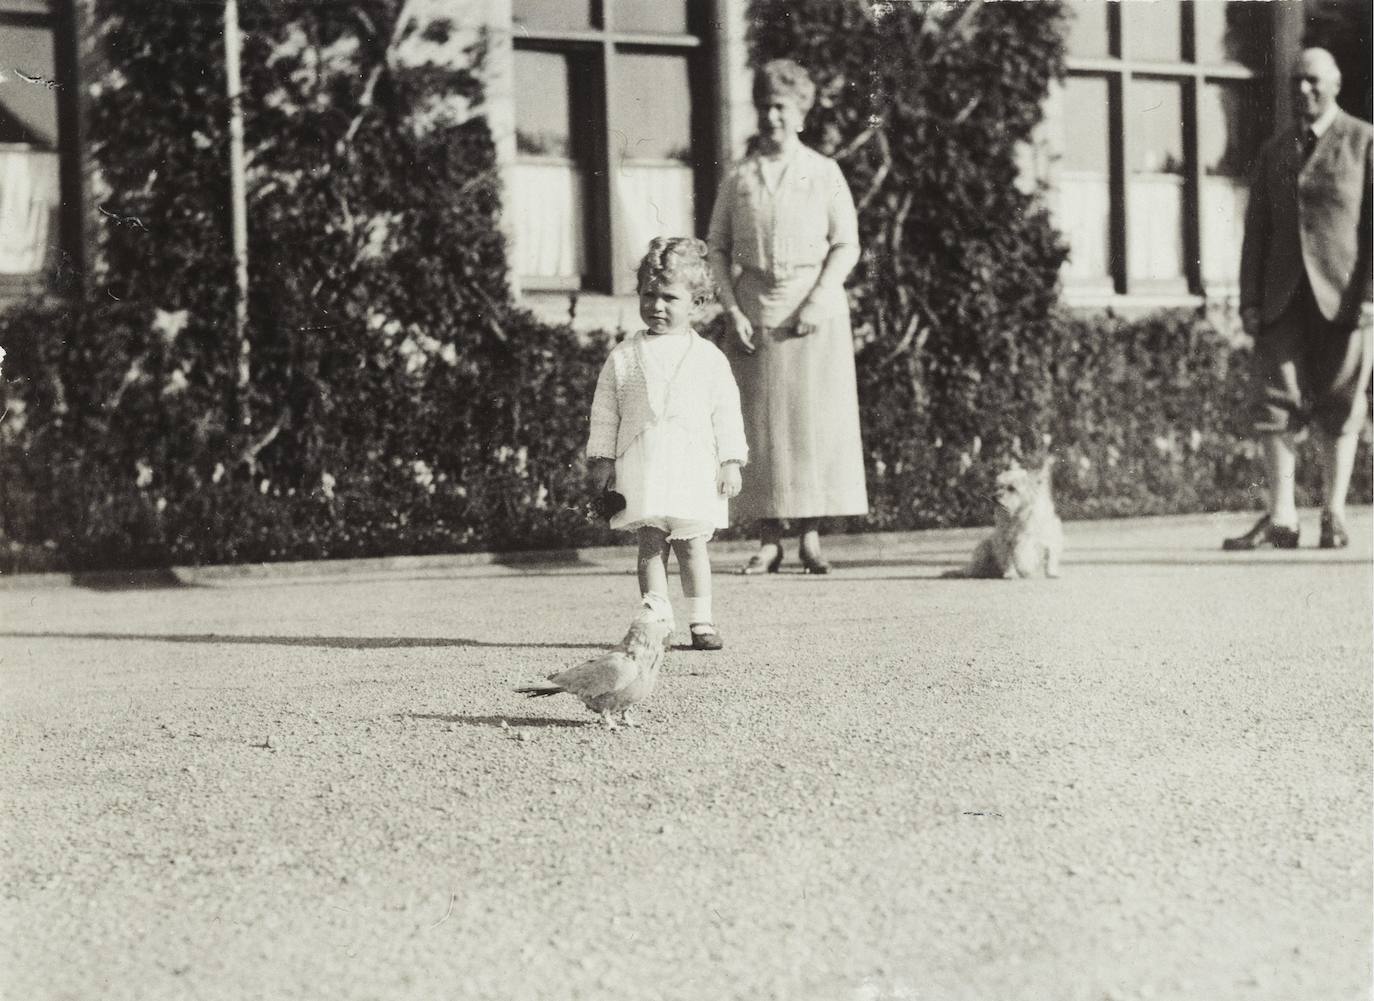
[0, 0, 1367, 573]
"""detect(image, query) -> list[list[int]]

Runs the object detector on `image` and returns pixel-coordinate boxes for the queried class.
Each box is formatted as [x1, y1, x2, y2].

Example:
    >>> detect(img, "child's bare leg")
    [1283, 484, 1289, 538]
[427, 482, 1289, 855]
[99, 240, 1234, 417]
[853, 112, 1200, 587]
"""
[673, 535, 722, 649]
[637, 527, 671, 598]
[672, 535, 711, 604]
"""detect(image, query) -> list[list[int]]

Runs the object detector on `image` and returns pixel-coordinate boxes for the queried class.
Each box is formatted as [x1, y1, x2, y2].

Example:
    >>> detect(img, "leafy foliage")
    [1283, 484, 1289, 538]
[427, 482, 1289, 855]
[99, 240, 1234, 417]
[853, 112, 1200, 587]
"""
[1, 1, 1367, 572]
[747, 0, 1074, 526]
[1, 1, 611, 570]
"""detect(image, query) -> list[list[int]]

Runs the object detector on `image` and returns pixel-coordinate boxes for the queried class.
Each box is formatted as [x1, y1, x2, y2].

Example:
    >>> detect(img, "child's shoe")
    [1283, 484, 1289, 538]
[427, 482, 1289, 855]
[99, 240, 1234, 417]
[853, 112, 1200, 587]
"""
[689, 622, 723, 651]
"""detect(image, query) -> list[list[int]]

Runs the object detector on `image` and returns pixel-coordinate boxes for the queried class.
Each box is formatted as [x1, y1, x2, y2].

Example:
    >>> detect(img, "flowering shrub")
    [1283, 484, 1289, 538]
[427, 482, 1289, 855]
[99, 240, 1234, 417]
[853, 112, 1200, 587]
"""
[0, 1, 614, 571]
[0, 292, 610, 570]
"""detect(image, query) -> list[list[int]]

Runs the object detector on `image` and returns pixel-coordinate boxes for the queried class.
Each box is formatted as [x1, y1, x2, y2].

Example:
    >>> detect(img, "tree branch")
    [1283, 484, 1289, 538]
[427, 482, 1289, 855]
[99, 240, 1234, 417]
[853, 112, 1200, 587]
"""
[238, 409, 288, 470]
[337, 0, 423, 152]
[836, 121, 883, 162]
[856, 128, 891, 212]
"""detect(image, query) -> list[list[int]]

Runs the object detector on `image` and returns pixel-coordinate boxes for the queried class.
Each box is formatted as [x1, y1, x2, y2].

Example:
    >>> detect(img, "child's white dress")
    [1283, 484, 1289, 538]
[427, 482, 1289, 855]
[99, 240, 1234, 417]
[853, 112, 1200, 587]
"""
[587, 329, 748, 536]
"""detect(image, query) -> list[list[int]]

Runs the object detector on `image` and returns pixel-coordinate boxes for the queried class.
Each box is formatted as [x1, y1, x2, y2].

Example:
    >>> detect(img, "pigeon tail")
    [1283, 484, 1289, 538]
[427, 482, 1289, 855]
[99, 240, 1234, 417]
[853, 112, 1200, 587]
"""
[514, 683, 563, 698]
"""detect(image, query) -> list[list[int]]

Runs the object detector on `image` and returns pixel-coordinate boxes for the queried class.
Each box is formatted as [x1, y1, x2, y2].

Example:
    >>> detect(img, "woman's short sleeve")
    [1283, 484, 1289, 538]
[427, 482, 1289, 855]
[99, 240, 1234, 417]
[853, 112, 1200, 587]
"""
[826, 158, 859, 251]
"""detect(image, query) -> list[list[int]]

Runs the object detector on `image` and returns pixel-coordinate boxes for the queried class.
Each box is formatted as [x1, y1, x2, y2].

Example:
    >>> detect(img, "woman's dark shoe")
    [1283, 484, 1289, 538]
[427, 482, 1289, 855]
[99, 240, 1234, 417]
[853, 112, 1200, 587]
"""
[799, 550, 832, 574]
[689, 623, 724, 650]
[1222, 515, 1299, 551]
[740, 544, 783, 575]
[1319, 511, 1349, 549]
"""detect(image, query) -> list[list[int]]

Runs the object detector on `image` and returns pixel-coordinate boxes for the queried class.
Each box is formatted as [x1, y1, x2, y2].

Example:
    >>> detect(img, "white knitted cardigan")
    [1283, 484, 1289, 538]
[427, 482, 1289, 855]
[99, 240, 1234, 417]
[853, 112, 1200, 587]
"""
[586, 330, 748, 465]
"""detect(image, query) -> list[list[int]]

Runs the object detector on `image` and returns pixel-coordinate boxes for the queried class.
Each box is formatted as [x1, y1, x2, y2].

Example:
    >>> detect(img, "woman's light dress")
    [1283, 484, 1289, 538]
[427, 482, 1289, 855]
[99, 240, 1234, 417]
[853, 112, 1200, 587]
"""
[707, 143, 869, 521]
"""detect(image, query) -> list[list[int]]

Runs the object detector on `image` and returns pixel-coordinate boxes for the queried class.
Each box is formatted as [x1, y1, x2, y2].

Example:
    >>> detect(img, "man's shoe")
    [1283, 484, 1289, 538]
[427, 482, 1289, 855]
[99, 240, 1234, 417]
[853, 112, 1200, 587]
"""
[1319, 511, 1349, 549]
[1222, 515, 1299, 551]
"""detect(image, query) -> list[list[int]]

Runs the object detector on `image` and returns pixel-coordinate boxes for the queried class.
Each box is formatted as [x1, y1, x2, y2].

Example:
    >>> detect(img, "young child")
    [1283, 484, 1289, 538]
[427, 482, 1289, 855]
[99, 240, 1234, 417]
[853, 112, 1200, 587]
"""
[587, 237, 748, 651]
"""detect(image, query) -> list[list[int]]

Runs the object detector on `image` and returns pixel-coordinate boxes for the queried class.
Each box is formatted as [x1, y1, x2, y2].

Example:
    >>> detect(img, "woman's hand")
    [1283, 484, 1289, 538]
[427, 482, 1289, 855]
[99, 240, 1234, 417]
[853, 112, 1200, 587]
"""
[795, 294, 827, 338]
[727, 305, 756, 354]
[589, 457, 616, 493]
[716, 462, 743, 499]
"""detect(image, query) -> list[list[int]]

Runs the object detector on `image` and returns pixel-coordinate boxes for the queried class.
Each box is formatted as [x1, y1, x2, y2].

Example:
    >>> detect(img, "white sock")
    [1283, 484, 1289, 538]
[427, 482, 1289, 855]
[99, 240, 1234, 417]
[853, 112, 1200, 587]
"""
[686, 596, 712, 625]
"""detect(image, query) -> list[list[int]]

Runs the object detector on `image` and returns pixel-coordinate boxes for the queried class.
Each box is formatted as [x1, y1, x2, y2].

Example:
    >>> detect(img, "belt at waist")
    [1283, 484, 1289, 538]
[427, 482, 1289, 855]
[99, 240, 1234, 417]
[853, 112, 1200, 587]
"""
[740, 262, 821, 282]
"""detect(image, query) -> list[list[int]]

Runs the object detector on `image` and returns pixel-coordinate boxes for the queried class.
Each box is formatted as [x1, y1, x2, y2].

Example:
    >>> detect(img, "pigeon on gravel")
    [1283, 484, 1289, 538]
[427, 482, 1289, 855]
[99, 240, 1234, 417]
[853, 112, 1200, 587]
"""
[514, 592, 673, 730]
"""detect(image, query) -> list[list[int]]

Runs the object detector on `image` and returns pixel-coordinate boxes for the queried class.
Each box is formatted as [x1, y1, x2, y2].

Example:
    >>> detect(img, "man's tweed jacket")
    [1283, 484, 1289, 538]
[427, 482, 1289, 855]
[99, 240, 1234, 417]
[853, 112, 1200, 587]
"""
[1240, 108, 1373, 328]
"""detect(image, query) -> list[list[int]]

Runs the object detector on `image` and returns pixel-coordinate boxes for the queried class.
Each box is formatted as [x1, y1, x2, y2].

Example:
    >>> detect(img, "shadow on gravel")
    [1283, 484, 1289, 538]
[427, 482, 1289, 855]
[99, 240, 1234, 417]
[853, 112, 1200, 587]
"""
[0, 631, 610, 650]
[71, 569, 200, 591]
[492, 550, 604, 570]
[406, 712, 588, 729]
[825, 553, 1373, 579]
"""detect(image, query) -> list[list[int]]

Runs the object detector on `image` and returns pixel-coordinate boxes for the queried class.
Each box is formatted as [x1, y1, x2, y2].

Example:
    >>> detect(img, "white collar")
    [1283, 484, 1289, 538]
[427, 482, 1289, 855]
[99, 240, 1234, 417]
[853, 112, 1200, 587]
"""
[1305, 105, 1339, 138]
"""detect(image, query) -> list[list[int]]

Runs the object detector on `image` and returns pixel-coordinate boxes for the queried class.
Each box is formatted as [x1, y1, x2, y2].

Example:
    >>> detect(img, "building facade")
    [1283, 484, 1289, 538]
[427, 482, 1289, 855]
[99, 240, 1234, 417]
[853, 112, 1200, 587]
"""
[0, 0, 1355, 325]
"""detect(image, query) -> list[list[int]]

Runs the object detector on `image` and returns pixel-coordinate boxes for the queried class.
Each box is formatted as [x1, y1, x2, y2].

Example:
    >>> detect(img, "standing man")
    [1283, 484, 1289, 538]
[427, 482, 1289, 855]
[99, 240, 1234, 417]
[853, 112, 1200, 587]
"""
[1224, 47, 1372, 551]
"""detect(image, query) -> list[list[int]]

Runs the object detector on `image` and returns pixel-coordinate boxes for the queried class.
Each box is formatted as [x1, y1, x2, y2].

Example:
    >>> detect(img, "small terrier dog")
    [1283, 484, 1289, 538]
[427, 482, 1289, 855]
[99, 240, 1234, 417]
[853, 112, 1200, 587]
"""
[955, 458, 1063, 579]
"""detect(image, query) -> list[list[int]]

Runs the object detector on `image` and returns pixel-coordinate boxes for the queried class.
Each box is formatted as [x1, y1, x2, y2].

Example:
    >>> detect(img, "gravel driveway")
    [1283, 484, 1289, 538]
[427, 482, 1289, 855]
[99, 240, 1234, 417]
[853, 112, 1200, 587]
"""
[2, 511, 1370, 1001]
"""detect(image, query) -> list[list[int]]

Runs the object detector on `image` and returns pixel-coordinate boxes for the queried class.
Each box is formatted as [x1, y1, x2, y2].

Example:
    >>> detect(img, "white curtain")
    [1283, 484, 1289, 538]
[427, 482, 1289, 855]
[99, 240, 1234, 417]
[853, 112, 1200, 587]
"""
[510, 158, 586, 284]
[0, 148, 59, 275]
[613, 161, 694, 281]
[1201, 176, 1248, 288]
[1127, 174, 1185, 282]
[510, 158, 695, 288]
[1052, 170, 1111, 284]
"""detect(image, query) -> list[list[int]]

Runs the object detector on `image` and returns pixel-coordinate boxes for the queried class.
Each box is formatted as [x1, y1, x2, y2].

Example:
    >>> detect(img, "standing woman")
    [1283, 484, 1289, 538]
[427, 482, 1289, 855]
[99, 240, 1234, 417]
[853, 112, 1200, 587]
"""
[707, 58, 869, 574]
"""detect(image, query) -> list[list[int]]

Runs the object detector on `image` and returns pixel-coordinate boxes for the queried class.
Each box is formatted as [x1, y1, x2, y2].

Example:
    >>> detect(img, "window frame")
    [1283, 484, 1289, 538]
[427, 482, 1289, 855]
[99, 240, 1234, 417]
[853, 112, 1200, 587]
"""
[0, 0, 82, 298]
[1063, 0, 1272, 299]
[510, 0, 717, 296]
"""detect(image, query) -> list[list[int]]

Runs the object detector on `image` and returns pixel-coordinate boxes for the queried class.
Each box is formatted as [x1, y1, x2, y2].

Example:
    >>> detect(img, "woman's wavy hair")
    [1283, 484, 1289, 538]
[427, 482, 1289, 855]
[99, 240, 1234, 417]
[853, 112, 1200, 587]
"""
[752, 58, 815, 114]
[635, 237, 715, 304]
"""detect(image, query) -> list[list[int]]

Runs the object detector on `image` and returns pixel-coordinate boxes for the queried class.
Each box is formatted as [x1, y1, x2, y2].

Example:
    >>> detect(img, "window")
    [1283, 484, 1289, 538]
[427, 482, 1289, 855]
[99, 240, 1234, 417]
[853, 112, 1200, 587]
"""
[1049, 0, 1270, 297]
[510, 0, 710, 295]
[0, 1, 60, 283]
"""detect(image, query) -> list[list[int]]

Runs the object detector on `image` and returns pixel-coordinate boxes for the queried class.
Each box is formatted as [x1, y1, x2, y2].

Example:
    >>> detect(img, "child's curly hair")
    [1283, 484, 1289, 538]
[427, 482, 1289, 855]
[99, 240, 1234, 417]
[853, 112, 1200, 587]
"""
[635, 237, 715, 304]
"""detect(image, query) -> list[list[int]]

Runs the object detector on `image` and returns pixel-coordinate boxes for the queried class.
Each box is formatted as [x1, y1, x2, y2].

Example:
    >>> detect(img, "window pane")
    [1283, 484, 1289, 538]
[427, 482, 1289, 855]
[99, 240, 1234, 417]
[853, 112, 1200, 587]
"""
[1200, 81, 1260, 177]
[513, 49, 574, 158]
[511, 162, 587, 285]
[1199, 81, 1260, 288]
[1195, 0, 1268, 70]
[512, 0, 594, 32]
[1122, 0, 1182, 62]
[1065, 0, 1111, 58]
[0, 24, 57, 147]
[0, 148, 58, 274]
[1127, 79, 1185, 282]
[1063, 75, 1111, 173]
[1201, 177, 1247, 287]
[610, 52, 695, 280]
[611, 52, 692, 162]
[512, 49, 587, 285]
[611, 0, 688, 34]
[0, 24, 57, 276]
[1052, 76, 1112, 284]
[1128, 78, 1184, 175]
